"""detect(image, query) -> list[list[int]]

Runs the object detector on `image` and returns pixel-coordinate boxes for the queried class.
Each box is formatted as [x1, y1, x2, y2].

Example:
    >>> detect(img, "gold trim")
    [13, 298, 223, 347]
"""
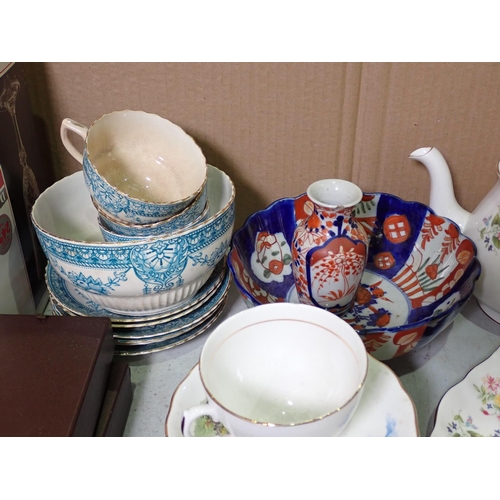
[115, 296, 227, 357]
[31, 165, 235, 247]
[199, 317, 369, 427]
[114, 289, 229, 345]
[85, 110, 208, 207]
[93, 177, 207, 230]
[45, 261, 227, 325]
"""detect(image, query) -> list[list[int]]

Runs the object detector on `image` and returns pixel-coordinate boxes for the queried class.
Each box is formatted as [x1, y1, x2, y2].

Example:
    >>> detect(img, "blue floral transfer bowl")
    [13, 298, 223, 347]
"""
[228, 192, 481, 360]
[98, 201, 210, 242]
[31, 164, 234, 316]
[96, 182, 209, 240]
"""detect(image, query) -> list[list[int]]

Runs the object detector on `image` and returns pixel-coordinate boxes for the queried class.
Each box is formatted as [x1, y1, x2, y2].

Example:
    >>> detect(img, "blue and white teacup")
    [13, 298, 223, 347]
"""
[60, 110, 207, 224]
[95, 180, 209, 238]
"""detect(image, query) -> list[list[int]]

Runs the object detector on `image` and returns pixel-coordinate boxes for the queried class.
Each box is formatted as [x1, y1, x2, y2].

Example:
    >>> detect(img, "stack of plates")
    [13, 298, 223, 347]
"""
[45, 259, 230, 356]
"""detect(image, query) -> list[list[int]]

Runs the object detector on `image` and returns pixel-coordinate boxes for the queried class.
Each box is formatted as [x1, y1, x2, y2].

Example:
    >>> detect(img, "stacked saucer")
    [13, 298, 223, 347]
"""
[46, 258, 230, 356]
[33, 111, 236, 356]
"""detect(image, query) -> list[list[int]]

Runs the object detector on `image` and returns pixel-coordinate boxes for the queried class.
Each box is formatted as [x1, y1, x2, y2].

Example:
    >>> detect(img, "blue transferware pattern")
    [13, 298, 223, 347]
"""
[35, 202, 234, 299]
[99, 189, 209, 239]
[114, 278, 229, 343]
[114, 301, 227, 356]
[83, 153, 201, 224]
[50, 266, 229, 342]
[46, 258, 227, 324]
[228, 191, 480, 361]
[99, 204, 209, 242]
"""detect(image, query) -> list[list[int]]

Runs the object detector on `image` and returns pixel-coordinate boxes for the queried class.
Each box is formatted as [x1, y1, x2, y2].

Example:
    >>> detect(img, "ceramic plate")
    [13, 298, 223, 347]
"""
[46, 258, 227, 326]
[114, 298, 228, 357]
[431, 345, 500, 437]
[52, 267, 230, 342]
[165, 355, 419, 437]
[114, 276, 230, 343]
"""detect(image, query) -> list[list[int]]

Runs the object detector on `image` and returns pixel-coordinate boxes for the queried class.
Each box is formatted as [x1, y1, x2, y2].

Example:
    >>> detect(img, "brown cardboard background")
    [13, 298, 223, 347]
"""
[24, 62, 500, 229]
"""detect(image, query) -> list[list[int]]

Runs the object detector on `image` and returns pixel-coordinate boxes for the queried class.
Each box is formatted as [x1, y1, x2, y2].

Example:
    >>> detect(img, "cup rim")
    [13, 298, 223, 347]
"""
[92, 176, 207, 230]
[31, 165, 235, 248]
[84, 109, 208, 207]
[198, 304, 369, 428]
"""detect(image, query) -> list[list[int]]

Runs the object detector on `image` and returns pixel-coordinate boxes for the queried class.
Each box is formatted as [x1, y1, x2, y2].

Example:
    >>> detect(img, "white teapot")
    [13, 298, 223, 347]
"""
[410, 147, 500, 323]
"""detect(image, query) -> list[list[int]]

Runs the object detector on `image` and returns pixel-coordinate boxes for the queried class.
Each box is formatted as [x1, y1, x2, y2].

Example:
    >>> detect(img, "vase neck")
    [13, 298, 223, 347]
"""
[313, 203, 354, 221]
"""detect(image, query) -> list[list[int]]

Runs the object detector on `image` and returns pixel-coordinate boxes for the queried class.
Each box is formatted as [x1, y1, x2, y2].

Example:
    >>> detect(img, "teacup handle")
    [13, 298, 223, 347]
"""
[60, 118, 88, 165]
[182, 404, 231, 437]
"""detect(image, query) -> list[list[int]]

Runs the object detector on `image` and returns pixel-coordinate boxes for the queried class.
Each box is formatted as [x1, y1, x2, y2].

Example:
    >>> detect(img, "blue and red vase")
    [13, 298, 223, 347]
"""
[291, 179, 369, 315]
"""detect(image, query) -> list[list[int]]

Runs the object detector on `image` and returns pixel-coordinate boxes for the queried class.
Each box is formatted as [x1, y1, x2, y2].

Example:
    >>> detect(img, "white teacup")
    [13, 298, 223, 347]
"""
[182, 302, 368, 437]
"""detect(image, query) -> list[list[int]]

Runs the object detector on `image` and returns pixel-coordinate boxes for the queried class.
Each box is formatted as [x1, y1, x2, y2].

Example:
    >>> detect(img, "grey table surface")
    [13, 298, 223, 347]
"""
[122, 283, 500, 437]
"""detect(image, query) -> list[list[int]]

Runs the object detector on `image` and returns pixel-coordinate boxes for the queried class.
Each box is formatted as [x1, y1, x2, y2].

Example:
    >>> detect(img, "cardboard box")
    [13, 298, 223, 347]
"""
[23, 62, 500, 230]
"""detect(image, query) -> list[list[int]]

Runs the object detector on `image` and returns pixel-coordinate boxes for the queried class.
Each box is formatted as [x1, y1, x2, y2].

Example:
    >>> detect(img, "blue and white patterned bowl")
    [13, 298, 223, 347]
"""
[31, 164, 235, 316]
[96, 180, 209, 239]
[228, 191, 481, 360]
[98, 201, 210, 242]
[61, 111, 208, 224]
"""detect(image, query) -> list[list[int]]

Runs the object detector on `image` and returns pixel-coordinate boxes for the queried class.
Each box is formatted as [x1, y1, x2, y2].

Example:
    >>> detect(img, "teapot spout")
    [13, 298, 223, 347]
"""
[409, 147, 470, 231]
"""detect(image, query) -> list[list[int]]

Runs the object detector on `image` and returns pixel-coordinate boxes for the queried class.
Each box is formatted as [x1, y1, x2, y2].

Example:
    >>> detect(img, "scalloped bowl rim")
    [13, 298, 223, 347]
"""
[228, 190, 481, 336]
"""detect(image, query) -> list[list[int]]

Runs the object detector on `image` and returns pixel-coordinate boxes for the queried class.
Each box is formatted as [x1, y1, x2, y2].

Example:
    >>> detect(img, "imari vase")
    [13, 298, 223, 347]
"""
[291, 179, 369, 315]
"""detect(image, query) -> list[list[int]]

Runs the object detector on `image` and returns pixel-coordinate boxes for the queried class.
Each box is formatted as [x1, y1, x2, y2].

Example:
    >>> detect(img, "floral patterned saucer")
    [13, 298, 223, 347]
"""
[165, 355, 419, 437]
[431, 345, 500, 437]
[46, 258, 227, 326]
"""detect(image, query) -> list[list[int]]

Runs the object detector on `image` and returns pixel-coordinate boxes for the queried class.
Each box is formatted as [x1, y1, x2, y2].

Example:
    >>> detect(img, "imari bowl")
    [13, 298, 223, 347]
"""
[31, 165, 235, 316]
[228, 192, 481, 360]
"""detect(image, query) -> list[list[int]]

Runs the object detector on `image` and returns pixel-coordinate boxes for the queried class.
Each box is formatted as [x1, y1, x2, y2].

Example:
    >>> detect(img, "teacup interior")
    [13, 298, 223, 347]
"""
[32, 166, 230, 243]
[87, 111, 206, 204]
[203, 318, 364, 425]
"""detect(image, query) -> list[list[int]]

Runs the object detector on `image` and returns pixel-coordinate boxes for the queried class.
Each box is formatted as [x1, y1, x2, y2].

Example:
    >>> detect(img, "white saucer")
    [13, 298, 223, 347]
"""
[431, 344, 500, 437]
[165, 355, 419, 437]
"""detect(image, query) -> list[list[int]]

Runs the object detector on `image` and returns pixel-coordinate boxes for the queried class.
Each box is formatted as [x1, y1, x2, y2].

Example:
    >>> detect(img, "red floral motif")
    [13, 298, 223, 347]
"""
[361, 332, 391, 354]
[255, 231, 292, 279]
[268, 260, 284, 274]
[355, 286, 372, 305]
[231, 250, 283, 305]
[393, 326, 426, 357]
[440, 223, 460, 263]
[425, 263, 439, 279]
[421, 214, 445, 250]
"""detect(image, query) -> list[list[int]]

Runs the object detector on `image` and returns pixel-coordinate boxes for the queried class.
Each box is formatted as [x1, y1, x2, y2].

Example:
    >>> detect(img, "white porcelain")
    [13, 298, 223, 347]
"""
[31, 164, 235, 315]
[166, 355, 418, 437]
[45, 258, 227, 326]
[431, 345, 500, 437]
[60, 110, 207, 223]
[182, 303, 368, 437]
[411, 147, 500, 323]
[115, 297, 227, 357]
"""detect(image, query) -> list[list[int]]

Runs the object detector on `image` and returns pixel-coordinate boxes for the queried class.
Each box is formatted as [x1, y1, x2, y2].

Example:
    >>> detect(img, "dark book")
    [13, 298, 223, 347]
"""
[0, 314, 115, 436]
